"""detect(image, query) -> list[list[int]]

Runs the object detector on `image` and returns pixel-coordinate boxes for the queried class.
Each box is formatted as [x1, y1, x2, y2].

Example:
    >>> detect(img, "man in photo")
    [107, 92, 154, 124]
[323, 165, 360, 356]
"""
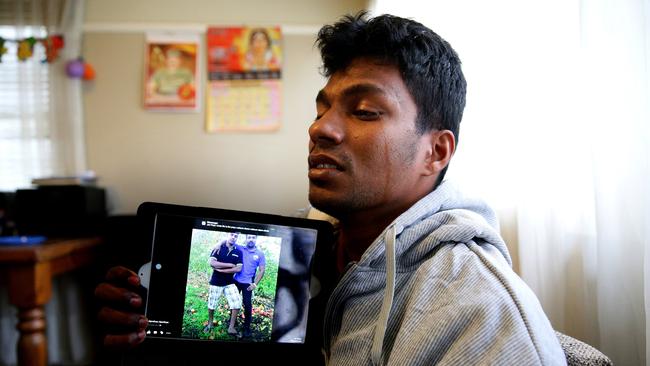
[234, 234, 266, 338]
[205, 232, 243, 336]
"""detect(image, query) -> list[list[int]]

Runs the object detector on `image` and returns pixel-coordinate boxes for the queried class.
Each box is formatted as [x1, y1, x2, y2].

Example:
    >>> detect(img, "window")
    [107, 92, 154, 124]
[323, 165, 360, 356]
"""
[0, 26, 53, 191]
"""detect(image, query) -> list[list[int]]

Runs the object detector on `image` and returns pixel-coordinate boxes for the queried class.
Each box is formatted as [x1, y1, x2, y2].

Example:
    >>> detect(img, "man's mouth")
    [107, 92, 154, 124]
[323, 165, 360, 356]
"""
[308, 154, 344, 171]
[314, 163, 338, 169]
[308, 154, 344, 181]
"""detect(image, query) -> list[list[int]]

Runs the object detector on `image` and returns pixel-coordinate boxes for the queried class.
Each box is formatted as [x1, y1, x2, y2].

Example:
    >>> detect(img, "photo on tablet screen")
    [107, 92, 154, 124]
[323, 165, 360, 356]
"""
[127, 203, 334, 366]
[140, 203, 328, 348]
[182, 229, 281, 342]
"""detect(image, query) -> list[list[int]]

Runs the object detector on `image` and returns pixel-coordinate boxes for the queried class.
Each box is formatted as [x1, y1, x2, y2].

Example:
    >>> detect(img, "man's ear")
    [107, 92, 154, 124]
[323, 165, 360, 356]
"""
[422, 130, 455, 176]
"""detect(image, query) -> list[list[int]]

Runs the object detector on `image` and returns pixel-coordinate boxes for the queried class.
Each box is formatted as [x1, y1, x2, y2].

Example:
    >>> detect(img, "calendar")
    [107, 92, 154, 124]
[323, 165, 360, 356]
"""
[206, 80, 281, 131]
[205, 27, 283, 132]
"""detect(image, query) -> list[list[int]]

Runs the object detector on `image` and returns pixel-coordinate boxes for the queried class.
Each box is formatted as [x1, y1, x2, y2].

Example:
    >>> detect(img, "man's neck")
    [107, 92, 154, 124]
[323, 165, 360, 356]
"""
[332, 184, 437, 270]
[335, 209, 400, 273]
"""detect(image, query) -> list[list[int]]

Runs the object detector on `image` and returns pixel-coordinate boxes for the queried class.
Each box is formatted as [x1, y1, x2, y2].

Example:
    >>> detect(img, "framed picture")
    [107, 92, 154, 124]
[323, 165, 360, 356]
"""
[144, 32, 201, 112]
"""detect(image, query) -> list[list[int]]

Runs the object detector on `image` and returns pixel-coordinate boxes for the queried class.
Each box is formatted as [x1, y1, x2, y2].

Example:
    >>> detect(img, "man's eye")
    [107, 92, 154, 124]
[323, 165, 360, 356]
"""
[353, 110, 381, 120]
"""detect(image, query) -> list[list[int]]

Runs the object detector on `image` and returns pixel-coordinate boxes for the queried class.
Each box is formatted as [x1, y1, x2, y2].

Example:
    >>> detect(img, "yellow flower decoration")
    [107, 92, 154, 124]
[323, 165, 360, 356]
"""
[17, 40, 33, 61]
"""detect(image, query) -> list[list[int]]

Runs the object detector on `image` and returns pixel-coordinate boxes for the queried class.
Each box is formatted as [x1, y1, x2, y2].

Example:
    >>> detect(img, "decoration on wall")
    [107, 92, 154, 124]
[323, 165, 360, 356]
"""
[65, 58, 85, 77]
[41, 35, 65, 63]
[17, 38, 36, 61]
[65, 58, 96, 80]
[205, 27, 283, 132]
[83, 63, 96, 80]
[143, 32, 200, 112]
[0, 34, 64, 63]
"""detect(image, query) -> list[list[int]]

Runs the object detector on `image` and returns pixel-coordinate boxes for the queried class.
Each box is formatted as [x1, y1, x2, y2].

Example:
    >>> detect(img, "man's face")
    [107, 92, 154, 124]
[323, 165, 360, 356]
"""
[308, 58, 430, 218]
[245, 235, 257, 248]
[227, 232, 239, 245]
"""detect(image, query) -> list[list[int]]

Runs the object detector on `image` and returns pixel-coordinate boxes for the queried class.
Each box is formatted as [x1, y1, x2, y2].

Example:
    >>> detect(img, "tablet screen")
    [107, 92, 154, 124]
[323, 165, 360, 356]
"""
[138, 203, 331, 348]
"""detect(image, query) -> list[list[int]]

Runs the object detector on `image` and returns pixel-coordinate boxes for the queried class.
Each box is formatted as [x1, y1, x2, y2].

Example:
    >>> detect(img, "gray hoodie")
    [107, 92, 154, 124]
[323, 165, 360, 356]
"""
[316, 181, 566, 365]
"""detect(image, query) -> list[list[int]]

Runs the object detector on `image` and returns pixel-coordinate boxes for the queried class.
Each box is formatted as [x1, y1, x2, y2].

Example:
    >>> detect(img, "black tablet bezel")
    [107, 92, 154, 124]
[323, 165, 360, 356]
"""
[126, 201, 333, 364]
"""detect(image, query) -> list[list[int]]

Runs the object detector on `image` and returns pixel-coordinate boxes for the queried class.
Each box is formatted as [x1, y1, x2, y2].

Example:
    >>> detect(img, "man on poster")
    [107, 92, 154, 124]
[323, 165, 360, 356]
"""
[234, 234, 266, 338]
[205, 232, 242, 336]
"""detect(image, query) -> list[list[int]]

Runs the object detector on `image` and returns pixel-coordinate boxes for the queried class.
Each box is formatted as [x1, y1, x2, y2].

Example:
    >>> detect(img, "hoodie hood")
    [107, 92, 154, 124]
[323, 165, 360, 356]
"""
[308, 180, 511, 270]
[317, 180, 514, 365]
[361, 179, 512, 270]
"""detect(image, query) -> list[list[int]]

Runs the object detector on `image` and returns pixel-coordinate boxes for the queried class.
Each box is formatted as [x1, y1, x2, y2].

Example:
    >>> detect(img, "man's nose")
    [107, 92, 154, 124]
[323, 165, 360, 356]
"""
[309, 111, 344, 147]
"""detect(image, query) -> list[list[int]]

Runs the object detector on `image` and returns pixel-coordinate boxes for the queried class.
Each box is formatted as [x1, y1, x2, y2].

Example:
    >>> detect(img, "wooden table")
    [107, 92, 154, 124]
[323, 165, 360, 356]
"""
[0, 237, 103, 366]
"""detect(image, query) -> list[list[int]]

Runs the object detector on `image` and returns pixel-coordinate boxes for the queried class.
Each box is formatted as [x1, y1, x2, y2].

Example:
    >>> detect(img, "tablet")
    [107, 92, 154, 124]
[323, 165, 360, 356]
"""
[125, 202, 333, 364]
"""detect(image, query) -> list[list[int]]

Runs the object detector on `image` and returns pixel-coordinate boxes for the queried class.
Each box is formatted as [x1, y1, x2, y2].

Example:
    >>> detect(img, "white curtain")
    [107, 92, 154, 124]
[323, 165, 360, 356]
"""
[48, 0, 87, 176]
[0, 24, 52, 191]
[0, 1, 92, 365]
[370, 1, 650, 365]
[0, 0, 86, 191]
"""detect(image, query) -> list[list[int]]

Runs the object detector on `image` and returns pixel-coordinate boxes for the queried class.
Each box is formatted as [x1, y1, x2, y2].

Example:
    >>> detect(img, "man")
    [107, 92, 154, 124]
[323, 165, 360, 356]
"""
[205, 232, 243, 335]
[95, 12, 566, 365]
[233, 234, 266, 338]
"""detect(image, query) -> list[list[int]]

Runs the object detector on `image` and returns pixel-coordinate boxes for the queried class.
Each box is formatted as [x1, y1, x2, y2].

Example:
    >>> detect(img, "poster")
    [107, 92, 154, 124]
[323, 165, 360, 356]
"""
[205, 27, 282, 132]
[144, 33, 200, 111]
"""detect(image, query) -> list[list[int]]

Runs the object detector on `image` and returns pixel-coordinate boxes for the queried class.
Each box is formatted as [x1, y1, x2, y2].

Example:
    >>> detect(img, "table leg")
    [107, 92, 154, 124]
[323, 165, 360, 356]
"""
[8, 262, 51, 366]
[16, 306, 47, 366]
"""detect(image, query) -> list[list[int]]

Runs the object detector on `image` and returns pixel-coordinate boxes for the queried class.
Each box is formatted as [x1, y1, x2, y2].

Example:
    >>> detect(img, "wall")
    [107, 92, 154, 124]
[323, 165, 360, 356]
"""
[82, 0, 366, 215]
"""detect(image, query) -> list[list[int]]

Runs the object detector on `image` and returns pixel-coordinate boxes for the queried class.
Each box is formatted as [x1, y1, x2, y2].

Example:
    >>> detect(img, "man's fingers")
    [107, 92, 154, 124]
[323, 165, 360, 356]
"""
[95, 282, 142, 308]
[97, 267, 147, 351]
[103, 331, 146, 349]
[105, 266, 140, 287]
[97, 306, 148, 329]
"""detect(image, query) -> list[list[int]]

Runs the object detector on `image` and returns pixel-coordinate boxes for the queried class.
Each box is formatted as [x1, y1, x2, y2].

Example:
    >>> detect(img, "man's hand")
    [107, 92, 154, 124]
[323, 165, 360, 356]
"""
[209, 257, 236, 270]
[216, 263, 243, 274]
[248, 264, 265, 291]
[94, 266, 148, 349]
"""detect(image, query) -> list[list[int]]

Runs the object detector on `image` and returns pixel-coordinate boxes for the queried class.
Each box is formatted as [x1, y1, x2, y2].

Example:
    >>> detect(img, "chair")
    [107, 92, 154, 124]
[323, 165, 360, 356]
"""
[556, 331, 613, 366]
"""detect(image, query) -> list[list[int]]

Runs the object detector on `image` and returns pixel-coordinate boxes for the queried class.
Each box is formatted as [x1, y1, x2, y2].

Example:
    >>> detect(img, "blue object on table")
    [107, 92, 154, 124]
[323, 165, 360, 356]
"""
[0, 236, 47, 246]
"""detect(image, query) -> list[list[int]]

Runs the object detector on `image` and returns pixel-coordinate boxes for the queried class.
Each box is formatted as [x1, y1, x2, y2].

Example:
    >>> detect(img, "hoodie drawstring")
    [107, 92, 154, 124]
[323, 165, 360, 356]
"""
[370, 224, 397, 365]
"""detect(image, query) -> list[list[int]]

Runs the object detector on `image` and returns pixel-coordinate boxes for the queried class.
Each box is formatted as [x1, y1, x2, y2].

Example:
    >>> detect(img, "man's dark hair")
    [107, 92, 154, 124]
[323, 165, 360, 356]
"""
[316, 12, 467, 186]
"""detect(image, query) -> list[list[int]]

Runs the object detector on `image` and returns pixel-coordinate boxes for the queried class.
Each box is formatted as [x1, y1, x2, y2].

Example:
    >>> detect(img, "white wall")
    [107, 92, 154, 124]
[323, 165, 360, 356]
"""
[82, 0, 366, 215]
